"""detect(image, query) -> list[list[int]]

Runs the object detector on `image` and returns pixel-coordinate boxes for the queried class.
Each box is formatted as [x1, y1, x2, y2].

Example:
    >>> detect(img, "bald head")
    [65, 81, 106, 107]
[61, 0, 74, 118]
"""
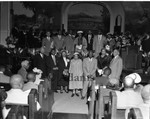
[10, 74, 24, 89]
[27, 72, 36, 82]
[141, 84, 150, 102]
[123, 77, 134, 89]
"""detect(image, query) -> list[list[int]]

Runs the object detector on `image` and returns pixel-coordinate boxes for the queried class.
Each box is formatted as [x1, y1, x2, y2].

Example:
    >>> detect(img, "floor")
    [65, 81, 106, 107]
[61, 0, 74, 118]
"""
[52, 91, 88, 114]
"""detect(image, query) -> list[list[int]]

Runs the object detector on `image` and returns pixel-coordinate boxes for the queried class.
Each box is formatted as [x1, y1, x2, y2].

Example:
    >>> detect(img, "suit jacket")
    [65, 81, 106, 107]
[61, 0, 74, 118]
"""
[0, 72, 10, 83]
[18, 67, 28, 82]
[86, 37, 93, 51]
[83, 57, 97, 77]
[74, 37, 87, 49]
[58, 57, 70, 79]
[33, 53, 47, 78]
[42, 37, 54, 56]
[64, 35, 74, 52]
[93, 35, 107, 54]
[46, 55, 59, 74]
[53, 35, 65, 50]
[109, 55, 123, 80]
[95, 76, 109, 86]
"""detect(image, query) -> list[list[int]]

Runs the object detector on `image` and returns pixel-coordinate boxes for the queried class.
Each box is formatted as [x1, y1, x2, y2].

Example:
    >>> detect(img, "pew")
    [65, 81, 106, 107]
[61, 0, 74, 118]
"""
[88, 81, 114, 119]
[96, 87, 114, 119]
[6, 89, 42, 119]
[88, 80, 96, 119]
[0, 89, 7, 119]
[127, 108, 143, 119]
[38, 77, 54, 119]
[5, 75, 54, 119]
[104, 92, 143, 119]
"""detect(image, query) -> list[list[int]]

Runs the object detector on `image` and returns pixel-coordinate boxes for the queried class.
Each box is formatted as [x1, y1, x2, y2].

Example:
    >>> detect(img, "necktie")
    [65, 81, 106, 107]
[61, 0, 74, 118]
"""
[98, 35, 101, 44]
[52, 55, 56, 65]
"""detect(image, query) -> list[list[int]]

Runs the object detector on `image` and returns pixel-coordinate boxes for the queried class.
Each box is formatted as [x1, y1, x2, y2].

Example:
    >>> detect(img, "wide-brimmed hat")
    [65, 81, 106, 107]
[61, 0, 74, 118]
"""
[125, 73, 141, 83]
[73, 52, 79, 56]
[77, 31, 83, 34]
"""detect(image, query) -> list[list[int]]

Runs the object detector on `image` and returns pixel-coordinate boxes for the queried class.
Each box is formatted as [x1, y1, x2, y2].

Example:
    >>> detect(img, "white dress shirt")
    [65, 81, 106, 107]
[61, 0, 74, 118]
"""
[63, 57, 68, 67]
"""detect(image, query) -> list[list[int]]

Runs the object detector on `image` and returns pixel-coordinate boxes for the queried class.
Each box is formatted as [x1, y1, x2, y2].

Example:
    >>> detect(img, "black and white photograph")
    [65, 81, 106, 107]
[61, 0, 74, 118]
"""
[0, 1, 150, 119]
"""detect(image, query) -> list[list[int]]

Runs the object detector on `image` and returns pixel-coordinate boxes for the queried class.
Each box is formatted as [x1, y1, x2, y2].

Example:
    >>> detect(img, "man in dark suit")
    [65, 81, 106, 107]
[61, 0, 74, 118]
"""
[33, 47, 47, 78]
[46, 48, 59, 92]
[86, 30, 94, 51]
[42, 31, 54, 56]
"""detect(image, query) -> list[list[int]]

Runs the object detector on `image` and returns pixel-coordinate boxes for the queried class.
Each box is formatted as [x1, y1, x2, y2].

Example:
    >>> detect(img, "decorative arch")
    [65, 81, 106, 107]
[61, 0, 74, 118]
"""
[62, 2, 125, 34]
[116, 15, 122, 26]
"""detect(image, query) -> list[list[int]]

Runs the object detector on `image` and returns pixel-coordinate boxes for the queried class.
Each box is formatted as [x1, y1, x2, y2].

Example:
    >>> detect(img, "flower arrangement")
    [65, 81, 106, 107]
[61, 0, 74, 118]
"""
[63, 69, 69, 76]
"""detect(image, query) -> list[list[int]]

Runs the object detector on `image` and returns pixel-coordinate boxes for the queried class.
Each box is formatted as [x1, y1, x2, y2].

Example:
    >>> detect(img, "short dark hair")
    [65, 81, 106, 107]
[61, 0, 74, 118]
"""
[27, 71, 36, 82]
[103, 67, 111, 76]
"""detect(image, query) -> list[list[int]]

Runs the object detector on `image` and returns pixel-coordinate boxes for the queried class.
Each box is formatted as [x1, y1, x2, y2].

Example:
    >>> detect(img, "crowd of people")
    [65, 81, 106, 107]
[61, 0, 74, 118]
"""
[1, 28, 150, 119]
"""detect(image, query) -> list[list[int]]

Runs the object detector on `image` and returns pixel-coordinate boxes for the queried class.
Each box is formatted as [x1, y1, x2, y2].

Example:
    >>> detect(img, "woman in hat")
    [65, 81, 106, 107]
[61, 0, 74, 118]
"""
[69, 52, 83, 97]
[74, 31, 87, 53]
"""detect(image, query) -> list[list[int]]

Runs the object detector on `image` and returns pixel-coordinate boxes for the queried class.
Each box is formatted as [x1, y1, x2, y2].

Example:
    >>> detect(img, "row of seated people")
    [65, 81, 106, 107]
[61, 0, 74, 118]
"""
[88, 67, 150, 119]
[0, 69, 54, 119]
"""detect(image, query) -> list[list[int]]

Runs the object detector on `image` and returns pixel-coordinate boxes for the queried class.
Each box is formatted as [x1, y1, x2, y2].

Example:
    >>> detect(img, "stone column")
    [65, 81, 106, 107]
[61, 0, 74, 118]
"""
[0, 2, 11, 46]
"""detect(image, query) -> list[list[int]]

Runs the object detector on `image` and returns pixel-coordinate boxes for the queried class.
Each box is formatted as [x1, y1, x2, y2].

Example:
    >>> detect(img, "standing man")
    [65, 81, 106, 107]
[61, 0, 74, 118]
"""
[109, 49, 123, 85]
[53, 30, 65, 52]
[64, 30, 74, 54]
[42, 31, 54, 56]
[82, 51, 97, 99]
[46, 48, 59, 92]
[33, 47, 47, 78]
[93, 30, 107, 57]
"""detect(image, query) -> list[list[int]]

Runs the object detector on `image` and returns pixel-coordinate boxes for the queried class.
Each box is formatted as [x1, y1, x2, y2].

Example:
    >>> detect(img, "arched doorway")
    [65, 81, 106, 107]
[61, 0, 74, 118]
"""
[62, 2, 125, 34]
[67, 2, 110, 34]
